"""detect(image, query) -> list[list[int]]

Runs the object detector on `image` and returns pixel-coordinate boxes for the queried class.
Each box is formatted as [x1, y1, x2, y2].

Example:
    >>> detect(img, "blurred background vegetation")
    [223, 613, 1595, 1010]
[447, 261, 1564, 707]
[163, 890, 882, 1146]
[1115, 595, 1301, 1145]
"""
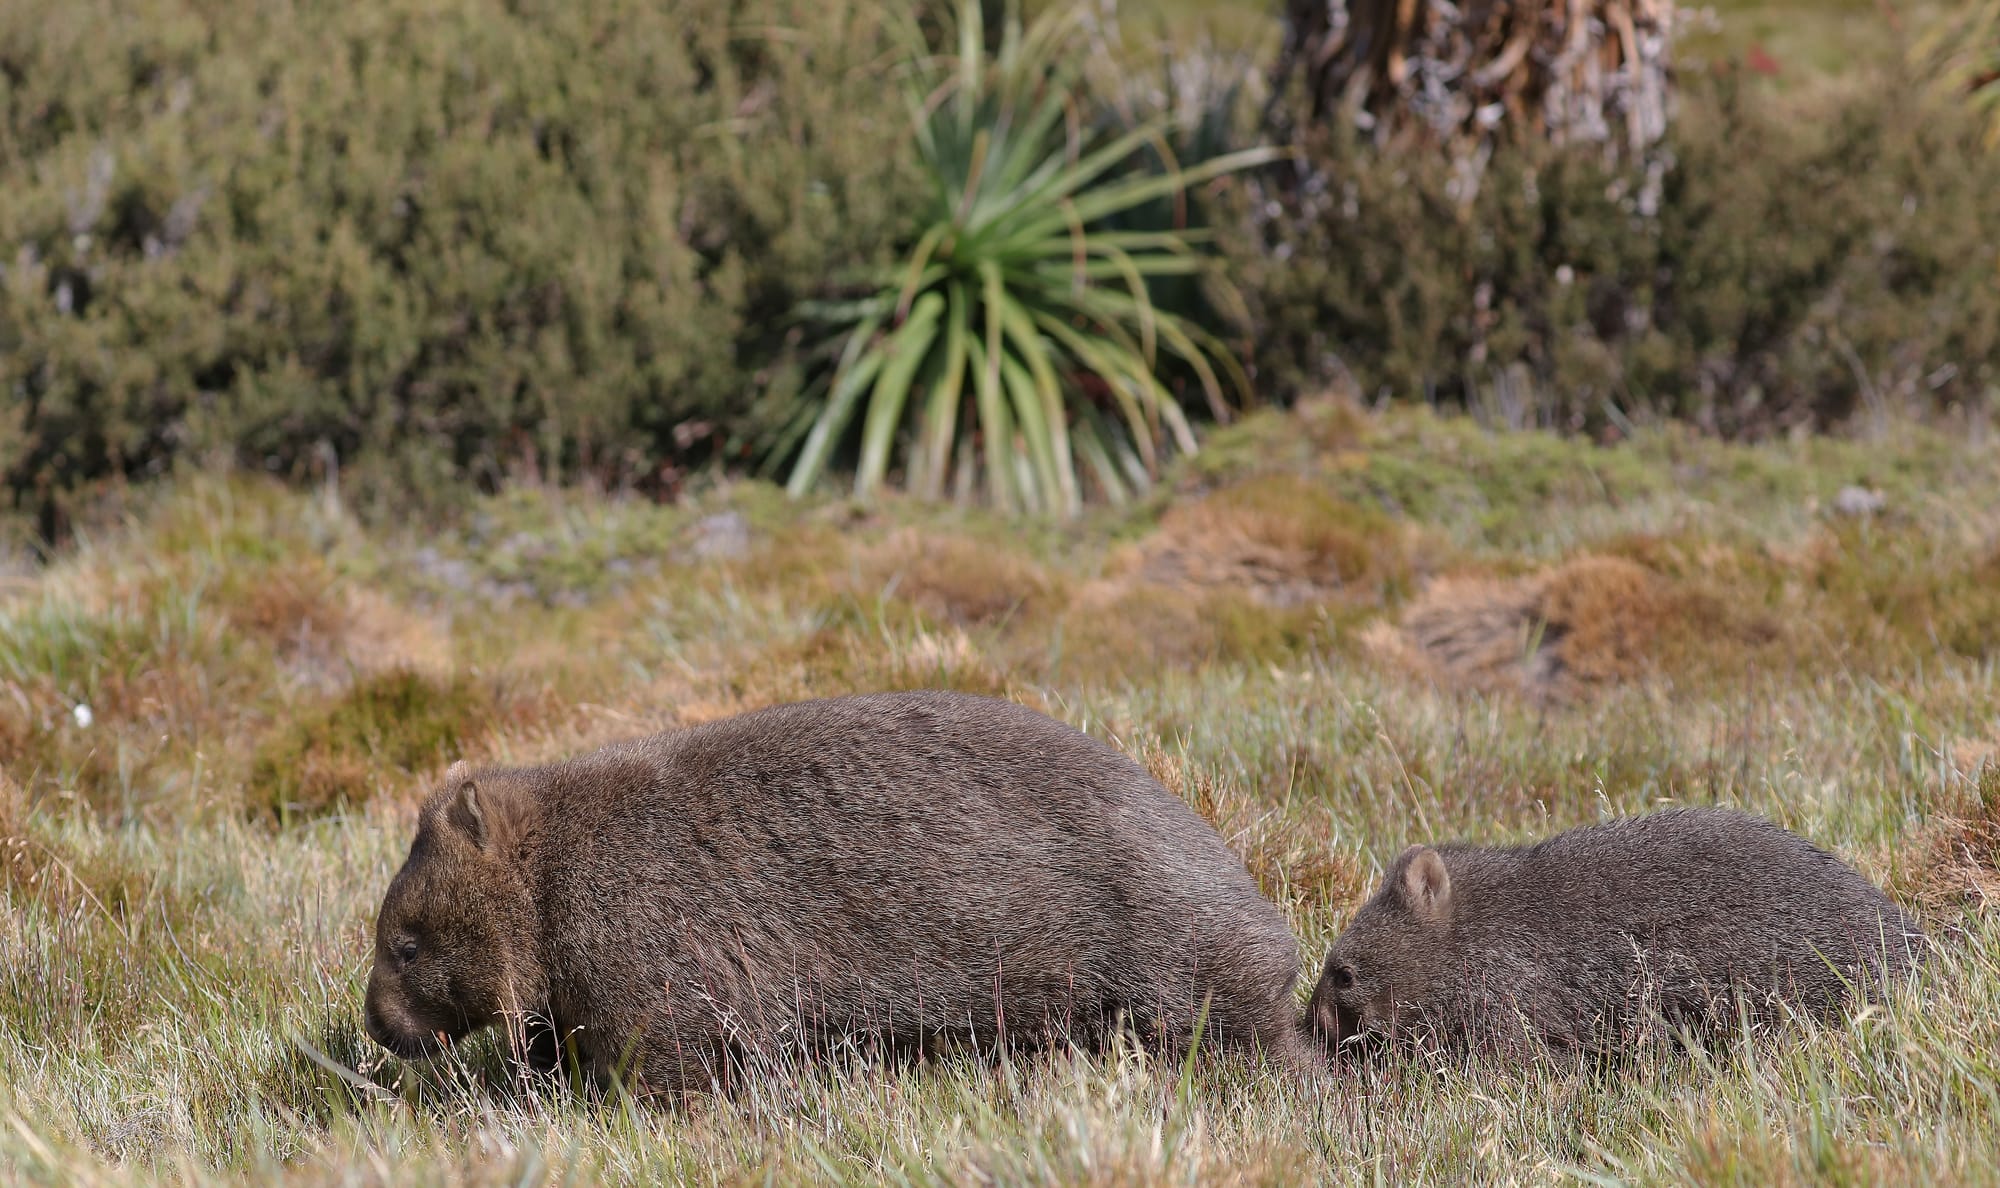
[2, 0, 1996, 545]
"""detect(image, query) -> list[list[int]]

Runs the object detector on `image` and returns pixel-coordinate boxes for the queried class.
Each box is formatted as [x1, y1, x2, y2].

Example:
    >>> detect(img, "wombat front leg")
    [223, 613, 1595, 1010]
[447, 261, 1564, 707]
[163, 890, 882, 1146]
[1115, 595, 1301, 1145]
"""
[514, 1012, 568, 1075]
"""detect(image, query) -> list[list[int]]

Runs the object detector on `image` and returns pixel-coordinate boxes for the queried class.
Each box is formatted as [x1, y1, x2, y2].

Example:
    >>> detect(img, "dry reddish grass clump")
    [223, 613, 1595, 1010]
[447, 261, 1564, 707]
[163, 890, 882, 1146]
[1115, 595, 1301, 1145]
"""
[857, 531, 1063, 629]
[1904, 764, 2000, 920]
[0, 766, 27, 889]
[227, 560, 450, 687]
[1132, 473, 1412, 609]
[1365, 554, 1778, 702]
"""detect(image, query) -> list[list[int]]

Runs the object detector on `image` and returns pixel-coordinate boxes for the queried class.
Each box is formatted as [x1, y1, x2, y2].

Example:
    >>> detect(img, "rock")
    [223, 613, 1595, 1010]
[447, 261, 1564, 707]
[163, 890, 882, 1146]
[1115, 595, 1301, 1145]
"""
[689, 511, 750, 560]
[1832, 486, 1886, 518]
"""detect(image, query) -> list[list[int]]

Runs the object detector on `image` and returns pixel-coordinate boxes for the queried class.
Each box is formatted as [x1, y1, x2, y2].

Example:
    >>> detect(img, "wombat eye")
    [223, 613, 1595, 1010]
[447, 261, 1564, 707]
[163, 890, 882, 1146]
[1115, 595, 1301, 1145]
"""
[1330, 965, 1355, 990]
[397, 939, 419, 964]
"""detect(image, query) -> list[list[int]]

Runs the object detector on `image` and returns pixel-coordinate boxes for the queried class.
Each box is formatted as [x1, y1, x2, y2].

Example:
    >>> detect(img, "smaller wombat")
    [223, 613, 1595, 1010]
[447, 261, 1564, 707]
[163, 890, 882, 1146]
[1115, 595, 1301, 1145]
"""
[1307, 807, 1926, 1059]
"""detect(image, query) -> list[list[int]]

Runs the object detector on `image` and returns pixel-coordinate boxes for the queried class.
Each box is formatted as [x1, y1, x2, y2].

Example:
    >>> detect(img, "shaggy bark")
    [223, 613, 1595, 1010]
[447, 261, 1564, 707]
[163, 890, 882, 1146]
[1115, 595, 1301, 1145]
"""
[1270, 0, 1677, 155]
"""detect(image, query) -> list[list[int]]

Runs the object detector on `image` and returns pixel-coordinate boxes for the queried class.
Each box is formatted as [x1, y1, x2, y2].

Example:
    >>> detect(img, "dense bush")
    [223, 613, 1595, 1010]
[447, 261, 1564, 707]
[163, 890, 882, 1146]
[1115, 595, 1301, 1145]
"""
[9, 0, 1999, 540]
[0, 0, 922, 539]
[1231, 70, 2000, 436]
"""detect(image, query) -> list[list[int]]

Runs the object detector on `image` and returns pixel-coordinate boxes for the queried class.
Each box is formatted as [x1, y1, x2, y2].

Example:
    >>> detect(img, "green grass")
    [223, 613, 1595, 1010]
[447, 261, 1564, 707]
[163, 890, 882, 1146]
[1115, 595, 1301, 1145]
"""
[5, 398, 2000, 1183]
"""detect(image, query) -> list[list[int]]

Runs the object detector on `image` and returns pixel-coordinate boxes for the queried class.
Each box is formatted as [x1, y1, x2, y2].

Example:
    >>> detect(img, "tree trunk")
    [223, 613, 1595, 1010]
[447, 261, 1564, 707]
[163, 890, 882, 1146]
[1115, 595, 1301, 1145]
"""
[1270, 0, 1677, 156]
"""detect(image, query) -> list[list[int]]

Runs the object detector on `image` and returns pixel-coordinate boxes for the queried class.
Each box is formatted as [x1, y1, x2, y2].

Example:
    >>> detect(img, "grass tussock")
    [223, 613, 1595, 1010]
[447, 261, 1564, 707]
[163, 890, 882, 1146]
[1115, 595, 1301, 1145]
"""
[248, 669, 566, 823]
[726, 620, 1019, 712]
[862, 529, 1066, 630]
[7, 401, 2000, 1181]
[1130, 473, 1417, 609]
[224, 559, 451, 688]
[1905, 764, 2000, 921]
[1365, 553, 1781, 702]
[0, 768, 27, 890]
[1142, 741, 1362, 917]
[1055, 578, 1314, 686]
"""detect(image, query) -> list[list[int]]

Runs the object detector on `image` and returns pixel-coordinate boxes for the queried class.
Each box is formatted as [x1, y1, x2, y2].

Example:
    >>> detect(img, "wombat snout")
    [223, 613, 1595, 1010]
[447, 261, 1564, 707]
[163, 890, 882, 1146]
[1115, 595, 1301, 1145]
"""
[1306, 966, 1376, 1058]
[363, 969, 435, 1060]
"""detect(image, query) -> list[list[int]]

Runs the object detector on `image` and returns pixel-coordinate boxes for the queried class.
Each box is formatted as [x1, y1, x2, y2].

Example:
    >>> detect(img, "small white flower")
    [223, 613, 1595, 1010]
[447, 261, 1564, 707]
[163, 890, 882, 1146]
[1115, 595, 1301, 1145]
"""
[72, 703, 93, 729]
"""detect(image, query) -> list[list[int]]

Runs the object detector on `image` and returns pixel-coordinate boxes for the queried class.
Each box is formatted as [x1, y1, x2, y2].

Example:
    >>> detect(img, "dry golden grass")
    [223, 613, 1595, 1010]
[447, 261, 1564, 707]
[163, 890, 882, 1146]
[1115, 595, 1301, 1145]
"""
[1142, 741, 1361, 916]
[725, 620, 1018, 710]
[7, 402, 2000, 1183]
[0, 767, 25, 890]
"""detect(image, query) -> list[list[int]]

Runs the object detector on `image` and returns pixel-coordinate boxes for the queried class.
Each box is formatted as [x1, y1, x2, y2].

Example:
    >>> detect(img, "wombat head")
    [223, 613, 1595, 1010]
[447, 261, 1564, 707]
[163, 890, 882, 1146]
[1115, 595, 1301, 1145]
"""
[365, 765, 539, 1060]
[1307, 844, 1452, 1054]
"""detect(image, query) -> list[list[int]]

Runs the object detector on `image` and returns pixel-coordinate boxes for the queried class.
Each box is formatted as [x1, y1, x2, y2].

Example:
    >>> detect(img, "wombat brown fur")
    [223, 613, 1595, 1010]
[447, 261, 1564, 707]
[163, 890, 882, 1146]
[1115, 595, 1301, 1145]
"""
[1307, 807, 1926, 1060]
[364, 690, 1315, 1092]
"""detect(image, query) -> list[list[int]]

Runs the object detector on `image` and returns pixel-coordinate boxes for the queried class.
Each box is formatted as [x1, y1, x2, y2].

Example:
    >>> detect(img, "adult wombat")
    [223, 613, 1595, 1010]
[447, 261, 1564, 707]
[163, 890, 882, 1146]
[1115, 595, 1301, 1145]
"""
[364, 690, 1315, 1091]
[1307, 807, 1925, 1059]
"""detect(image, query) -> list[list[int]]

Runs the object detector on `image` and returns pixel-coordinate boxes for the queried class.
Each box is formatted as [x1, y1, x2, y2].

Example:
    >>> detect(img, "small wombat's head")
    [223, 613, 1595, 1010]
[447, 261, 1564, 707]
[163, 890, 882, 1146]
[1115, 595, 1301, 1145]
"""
[1307, 844, 1452, 1056]
[365, 768, 536, 1060]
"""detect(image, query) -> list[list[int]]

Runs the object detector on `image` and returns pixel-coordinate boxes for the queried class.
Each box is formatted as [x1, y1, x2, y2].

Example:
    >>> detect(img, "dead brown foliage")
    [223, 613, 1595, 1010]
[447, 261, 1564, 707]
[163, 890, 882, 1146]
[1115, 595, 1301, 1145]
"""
[859, 531, 1062, 628]
[1130, 474, 1412, 609]
[1366, 554, 1775, 701]
[228, 561, 448, 687]
[1905, 764, 2000, 919]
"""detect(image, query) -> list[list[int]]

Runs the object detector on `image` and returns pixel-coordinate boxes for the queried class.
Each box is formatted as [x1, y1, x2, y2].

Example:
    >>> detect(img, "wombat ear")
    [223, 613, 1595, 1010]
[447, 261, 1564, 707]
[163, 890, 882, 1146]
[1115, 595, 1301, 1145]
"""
[1398, 846, 1451, 921]
[444, 778, 487, 850]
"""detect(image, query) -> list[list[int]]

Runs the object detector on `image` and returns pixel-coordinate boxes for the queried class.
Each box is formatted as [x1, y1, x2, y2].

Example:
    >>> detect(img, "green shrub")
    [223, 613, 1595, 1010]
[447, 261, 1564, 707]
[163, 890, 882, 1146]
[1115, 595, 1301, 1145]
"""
[1228, 70, 2000, 436]
[0, 0, 922, 541]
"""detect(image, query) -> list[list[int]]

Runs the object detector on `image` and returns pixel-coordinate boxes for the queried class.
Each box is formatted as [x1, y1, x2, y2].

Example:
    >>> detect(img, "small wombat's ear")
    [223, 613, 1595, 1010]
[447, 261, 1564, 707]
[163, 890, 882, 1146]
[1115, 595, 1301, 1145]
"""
[444, 778, 487, 850]
[1398, 846, 1452, 921]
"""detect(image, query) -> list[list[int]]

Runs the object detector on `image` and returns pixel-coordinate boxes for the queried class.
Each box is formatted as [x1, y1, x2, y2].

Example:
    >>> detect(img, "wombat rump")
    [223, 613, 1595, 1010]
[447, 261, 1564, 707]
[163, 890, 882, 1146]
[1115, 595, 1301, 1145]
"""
[364, 690, 1313, 1090]
[1308, 807, 1926, 1059]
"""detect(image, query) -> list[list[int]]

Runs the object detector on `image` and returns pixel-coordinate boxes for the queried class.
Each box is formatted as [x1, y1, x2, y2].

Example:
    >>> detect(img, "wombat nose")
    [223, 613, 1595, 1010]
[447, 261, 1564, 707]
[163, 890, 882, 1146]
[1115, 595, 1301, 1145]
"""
[1311, 997, 1338, 1041]
[363, 986, 414, 1056]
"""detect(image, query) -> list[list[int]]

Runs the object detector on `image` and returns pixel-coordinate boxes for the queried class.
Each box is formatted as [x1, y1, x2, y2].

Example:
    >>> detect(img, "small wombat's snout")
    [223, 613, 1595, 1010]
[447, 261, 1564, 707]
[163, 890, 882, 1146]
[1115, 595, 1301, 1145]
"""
[364, 969, 437, 1060]
[1308, 979, 1381, 1061]
[1310, 995, 1362, 1049]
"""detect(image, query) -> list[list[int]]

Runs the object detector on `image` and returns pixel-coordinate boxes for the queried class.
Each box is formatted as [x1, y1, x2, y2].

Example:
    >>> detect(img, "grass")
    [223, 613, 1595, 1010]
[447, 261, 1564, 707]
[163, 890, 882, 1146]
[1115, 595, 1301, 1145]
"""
[5, 396, 2000, 1183]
